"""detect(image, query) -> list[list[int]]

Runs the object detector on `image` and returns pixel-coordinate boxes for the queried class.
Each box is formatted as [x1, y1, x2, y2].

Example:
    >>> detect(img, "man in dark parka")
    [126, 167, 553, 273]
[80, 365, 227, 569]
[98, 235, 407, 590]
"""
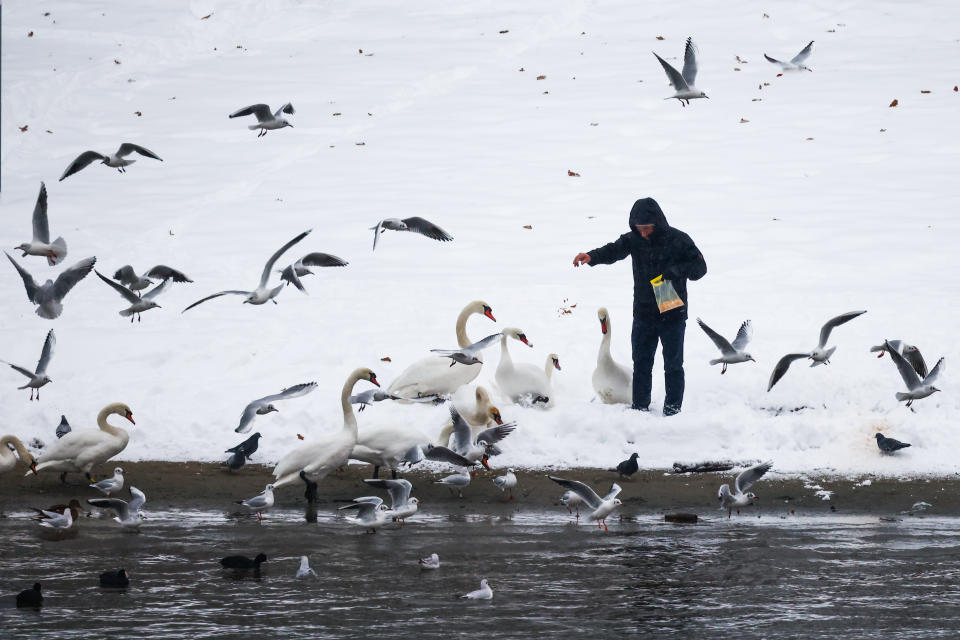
[573, 198, 706, 415]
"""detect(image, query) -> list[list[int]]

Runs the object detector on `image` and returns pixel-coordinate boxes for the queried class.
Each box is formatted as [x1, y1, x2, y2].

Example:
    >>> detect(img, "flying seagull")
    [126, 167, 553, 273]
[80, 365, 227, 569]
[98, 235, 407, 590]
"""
[235, 382, 318, 433]
[697, 318, 755, 374]
[59, 143, 162, 180]
[767, 310, 867, 391]
[183, 229, 311, 312]
[2, 328, 55, 400]
[278, 252, 349, 294]
[113, 265, 192, 293]
[449, 406, 517, 468]
[870, 340, 928, 378]
[338, 496, 391, 533]
[229, 103, 295, 136]
[6, 253, 96, 319]
[764, 41, 814, 72]
[16, 182, 67, 266]
[653, 37, 709, 105]
[885, 341, 943, 407]
[549, 476, 622, 530]
[362, 478, 419, 524]
[87, 486, 146, 529]
[875, 433, 911, 454]
[370, 217, 453, 251]
[95, 271, 171, 322]
[431, 332, 503, 366]
[718, 461, 772, 518]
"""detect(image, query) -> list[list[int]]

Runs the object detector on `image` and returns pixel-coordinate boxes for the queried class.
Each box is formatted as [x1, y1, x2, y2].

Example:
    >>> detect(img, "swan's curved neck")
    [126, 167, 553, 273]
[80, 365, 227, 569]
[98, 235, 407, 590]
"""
[499, 334, 514, 368]
[1, 435, 30, 460]
[598, 322, 614, 362]
[469, 388, 490, 423]
[97, 407, 125, 438]
[455, 305, 479, 348]
[341, 373, 362, 434]
[544, 357, 555, 382]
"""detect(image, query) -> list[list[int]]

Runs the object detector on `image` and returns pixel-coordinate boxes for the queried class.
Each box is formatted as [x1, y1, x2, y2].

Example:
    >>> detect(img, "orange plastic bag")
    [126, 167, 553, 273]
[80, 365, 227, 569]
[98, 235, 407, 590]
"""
[650, 274, 684, 313]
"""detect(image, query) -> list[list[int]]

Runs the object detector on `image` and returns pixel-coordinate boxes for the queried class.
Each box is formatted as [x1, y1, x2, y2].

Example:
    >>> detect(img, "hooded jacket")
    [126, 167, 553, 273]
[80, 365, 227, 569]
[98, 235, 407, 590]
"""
[586, 198, 706, 321]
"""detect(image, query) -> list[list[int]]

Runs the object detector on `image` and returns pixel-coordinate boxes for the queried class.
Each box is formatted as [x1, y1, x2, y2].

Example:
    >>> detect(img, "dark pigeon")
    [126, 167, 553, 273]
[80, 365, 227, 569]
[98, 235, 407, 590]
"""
[611, 452, 639, 479]
[220, 553, 267, 570]
[876, 433, 911, 454]
[99, 569, 129, 588]
[223, 432, 262, 470]
[15, 583, 43, 608]
[55, 415, 71, 439]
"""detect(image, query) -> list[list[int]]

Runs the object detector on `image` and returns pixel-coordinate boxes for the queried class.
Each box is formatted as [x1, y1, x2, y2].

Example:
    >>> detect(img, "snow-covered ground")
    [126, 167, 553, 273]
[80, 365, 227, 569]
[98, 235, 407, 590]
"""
[2, 0, 958, 476]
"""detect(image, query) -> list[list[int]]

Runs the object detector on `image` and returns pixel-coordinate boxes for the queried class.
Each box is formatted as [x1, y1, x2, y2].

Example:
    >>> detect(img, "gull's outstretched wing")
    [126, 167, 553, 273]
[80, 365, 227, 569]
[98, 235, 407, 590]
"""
[731, 320, 752, 352]
[767, 353, 810, 391]
[818, 310, 866, 348]
[4, 361, 35, 379]
[143, 278, 172, 301]
[763, 54, 786, 67]
[681, 37, 699, 86]
[87, 497, 131, 520]
[922, 357, 945, 386]
[261, 382, 318, 404]
[229, 104, 273, 122]
[734, 461, 773, 494]
[259, 229, 311, 288]
[274, 102, 295, 117]
[548, 476, 602, 510]
[449, 406, 473, 454]
[36, 329, 55, 375]
[791, 41, 814, 65]
[116, 143, 162, 160]
[96, 270, 140, 304]
[653, 52, 688, 91]
[59, 151, 105, 181]
[146, 265, 192, 282]
[235, 401, 264, 434]
[363, 478, 413, 509]
[300, 252, 348, 268]
[113, 265, 139, 286]
[6, 253, 39, 302]
[371, 220, 385, 251]
[423, 445, 473, 467]
[182, 290, 250, 313]
[886, 343, 922, 390]
[32, 182, 50, 243]
[903, 345, 928, 379]
[53, 257, 96, 300]
[697, 318, 735, 355]
[280, 264, 307, 293]
[402, 217, 453, 242]
[475, 422, 517, 445]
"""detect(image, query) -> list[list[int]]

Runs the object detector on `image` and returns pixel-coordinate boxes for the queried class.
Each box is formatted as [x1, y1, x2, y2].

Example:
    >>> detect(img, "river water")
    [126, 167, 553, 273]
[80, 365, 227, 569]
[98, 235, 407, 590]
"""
[3, 505, 960, 638]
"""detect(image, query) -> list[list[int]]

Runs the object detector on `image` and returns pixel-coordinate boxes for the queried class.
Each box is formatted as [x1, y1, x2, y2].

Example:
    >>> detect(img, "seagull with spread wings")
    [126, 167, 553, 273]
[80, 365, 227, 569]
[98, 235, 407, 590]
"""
[2, 329, 55, 400]
[370, 217, 453, 251]
[113, 265, 192, 294]
[549, 476, 622, 530]
[278, 252, 348, 294]
[183, 229, 311, 312]
[229, 102, 295, 136]
[87, 486, 146, 530]
[764, 41, 814, 72]
[95, 271, 171, 322]
[59, 143, 162, 180]
[6, 253, 96, 319]
[767, 310, 867, 391]
[234, 382, 318, 433]
[653, 37, 709, 105]
[16, 182, 67, 266]
[885, 341, 944, 408]
[697, 318, 755, 374]
[718, 461, 773, 518]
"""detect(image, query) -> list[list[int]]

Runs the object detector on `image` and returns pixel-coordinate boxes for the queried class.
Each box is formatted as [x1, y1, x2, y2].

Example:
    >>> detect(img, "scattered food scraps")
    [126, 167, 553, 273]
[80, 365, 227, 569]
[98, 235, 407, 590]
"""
[114, 59, 121, 64]
[921, 90, 931, 94]
[740, 118, 749, 123]
[536, 75, 546, 80]
[28, 31, 34, 37]
[19, 125, 28, 132]
[656, 36, 665, 40]
[568, 170, 580, 177]
[499, 30, 509, 34]
[889, 99, 899, 107]
[380, 357, 392, 362]
[522, 225, 532, 229]
[134, 111, 142, 116]
[201, 13, 212, 19]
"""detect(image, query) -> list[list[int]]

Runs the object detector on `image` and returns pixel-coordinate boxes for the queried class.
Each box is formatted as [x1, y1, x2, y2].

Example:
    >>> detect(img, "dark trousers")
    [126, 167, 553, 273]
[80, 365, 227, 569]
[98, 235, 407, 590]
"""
[631, 317, 686, 415]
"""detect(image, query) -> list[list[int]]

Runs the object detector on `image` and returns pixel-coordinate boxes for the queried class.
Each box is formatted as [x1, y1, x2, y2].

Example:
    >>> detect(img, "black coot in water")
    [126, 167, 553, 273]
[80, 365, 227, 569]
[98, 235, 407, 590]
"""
[612, 452, 640, 479]
[16, 583, 43, 608]
[100, 569, 130, 587]
[220, 553, 267, 570]
[876, 433, 911, 453]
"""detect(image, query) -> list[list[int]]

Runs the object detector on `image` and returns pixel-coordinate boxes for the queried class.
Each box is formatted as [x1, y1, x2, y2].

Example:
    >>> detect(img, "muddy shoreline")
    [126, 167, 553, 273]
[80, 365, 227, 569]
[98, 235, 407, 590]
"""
[3, 461, 957, 516]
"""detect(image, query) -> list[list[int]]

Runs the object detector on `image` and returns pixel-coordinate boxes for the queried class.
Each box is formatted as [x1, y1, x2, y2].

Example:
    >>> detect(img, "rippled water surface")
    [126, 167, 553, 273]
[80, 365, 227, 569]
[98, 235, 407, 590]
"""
[3, 506, 960, 638]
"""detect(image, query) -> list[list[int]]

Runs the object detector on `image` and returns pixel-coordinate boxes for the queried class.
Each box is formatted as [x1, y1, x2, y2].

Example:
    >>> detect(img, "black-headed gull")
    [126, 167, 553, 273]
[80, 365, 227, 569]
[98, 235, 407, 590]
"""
[235, 484, 275, 521]
[718, 461, 772, 518]
[434, 468, 472, 498]
[493, 468, 517, 500]
[764, 41, 814, 72]
[87, 486, 147, 529]
[876, 433, 911, 453]
[59, 144, 162, 180]
[16, 182, 67, 266]
[2, 328, 54, 401]
[296, 556, 318, 579]
[461, 579, 493, 600]
[449, 406, 516, 468]
[363, 478, 419, 524]
[6, 253, 96, 319]
[419, 553, 440, 570]
[370, 217, 453, 251]
[431, 333, 503, 367]
[279, 252, 348, 294]
[697, 318, 755, 374]
[235, 382, 317, 433]
[113, 265, 192, 293]
[183, 229, 311, 311]
[90, 467, 124, 496]
[36, 508, 73, 529]
[339, 496, 391, 533]
[885, 341, 943, 407]
[549, 476, 622, 530]
[95, 271, 171, 322]
[560, 490, 584, 517]
[767, 310, 867, 391]
[229, 103, 295, 136]
[653, 37, 708, 106]
[871, 340, 928, 378]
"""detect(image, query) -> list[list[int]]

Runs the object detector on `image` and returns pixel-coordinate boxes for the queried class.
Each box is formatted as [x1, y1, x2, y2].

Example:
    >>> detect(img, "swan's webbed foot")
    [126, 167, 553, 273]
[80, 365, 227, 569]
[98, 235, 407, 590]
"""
[299, 470, 318, 504]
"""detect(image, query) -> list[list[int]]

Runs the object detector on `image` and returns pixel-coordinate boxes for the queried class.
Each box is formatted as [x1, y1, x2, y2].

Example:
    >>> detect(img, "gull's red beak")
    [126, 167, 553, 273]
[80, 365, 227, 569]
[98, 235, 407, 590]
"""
[484, 309, 496, 322]
[481, 456, 490, 470]
[600, 319, 607, 335]
[30, 461, 38, 475]
[125, 411, 135, 425]
[370, 374, 380, 387]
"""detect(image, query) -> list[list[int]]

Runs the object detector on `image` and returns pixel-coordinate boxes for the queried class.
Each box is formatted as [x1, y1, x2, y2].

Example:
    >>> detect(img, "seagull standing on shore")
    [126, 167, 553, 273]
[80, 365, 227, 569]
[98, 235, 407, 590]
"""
[183, 229, 311, 312]
[90, 467, 124, 496]
[885, 341, 944, 407]
[549, 477, 622, 530]
[235, 484, 275, 521]
[229, 103, 295, 136]
[697, 318, 755, 374]
[370, 217, 453, 251]
[6, 253, 96, 319]
[493, 469, 518, 500]
[767, 310, 867, 391]
[16, 182, 67, 266]
[435, 468, 472, 498]
[653, 37, 709, 105]
[59, 144, 162, 180]
[764, 41, 814, 72]
[3, 328, 54, 400]
[718, 461, 772, 518]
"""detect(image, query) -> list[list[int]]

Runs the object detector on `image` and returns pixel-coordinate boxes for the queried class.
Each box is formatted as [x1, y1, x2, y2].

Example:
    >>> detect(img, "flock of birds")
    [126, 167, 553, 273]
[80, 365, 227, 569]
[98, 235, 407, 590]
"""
[2, 31, 945, 611]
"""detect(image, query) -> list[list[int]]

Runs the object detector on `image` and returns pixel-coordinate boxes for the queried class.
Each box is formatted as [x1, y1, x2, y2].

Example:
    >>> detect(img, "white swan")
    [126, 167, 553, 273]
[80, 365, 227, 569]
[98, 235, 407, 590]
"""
[436, 386, 504, 447]
[494, 329, 560, 405]
[387, 300, 496, 399]
[273, 368, 379, 488]
[0, 435, 37, 475]
[592, 307, 632, 404]
[30, 403, 134, 483]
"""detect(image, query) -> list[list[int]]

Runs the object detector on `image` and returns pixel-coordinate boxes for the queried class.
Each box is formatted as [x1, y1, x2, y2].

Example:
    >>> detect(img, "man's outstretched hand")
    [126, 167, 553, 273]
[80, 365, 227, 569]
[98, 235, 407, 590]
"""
[573, 252, 591, 267]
